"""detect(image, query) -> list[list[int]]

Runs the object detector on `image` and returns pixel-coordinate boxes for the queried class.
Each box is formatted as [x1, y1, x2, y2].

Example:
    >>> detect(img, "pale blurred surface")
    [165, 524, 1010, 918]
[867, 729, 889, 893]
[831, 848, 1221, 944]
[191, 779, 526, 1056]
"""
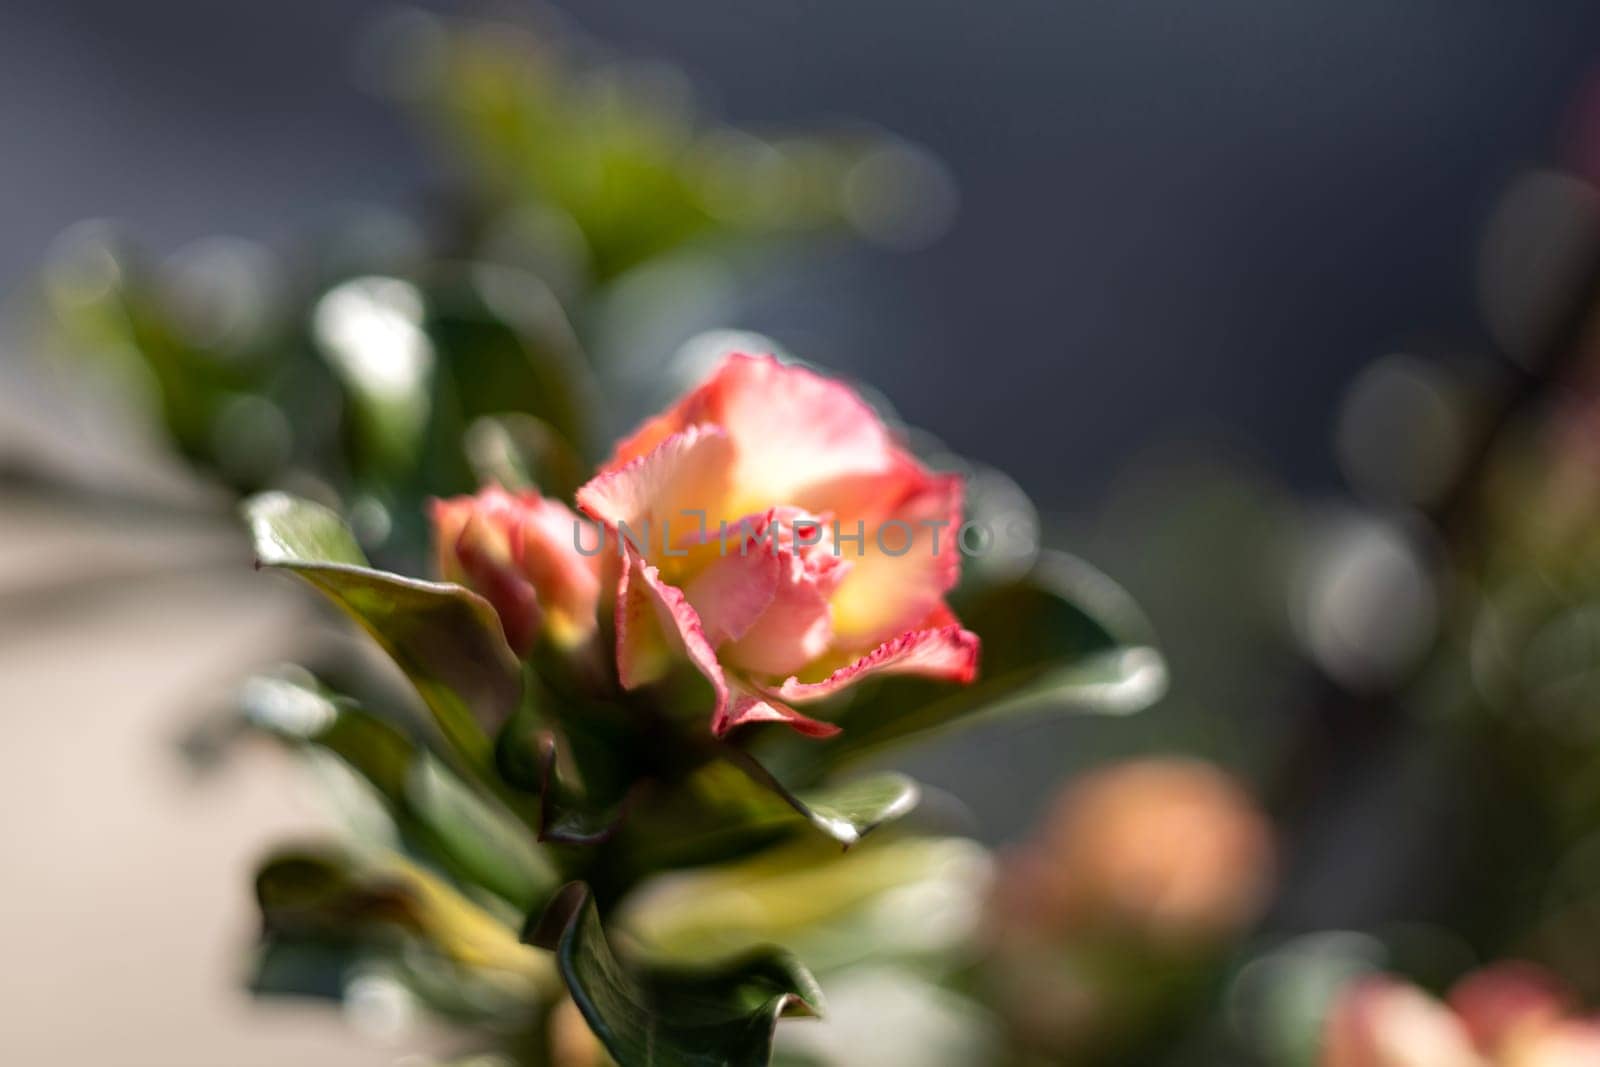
[0, 491, 401, 1065]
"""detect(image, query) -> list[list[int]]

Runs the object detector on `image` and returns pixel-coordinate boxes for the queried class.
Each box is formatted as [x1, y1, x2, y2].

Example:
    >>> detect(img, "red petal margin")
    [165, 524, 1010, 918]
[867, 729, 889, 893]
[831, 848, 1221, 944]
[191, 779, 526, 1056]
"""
[714, 687, 842, 739]
[614, 547, 726, 701]
[615, 548, 840, 739]
[772, 625, 981, 704]
[575, 424, 733, 531]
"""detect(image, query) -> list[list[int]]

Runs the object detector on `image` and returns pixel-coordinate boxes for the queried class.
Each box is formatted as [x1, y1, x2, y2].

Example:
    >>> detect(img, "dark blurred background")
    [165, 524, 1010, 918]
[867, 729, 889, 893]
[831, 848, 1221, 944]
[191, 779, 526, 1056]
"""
[9, 1, 1600, 496]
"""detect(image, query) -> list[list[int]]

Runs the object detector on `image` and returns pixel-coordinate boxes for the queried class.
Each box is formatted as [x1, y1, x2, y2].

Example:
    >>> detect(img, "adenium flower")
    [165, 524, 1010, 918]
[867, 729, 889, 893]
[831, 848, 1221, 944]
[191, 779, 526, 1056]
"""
[430, 486, 601, 655]
[1323, 964, 1600, 1067]
[574, 353, 980, 737]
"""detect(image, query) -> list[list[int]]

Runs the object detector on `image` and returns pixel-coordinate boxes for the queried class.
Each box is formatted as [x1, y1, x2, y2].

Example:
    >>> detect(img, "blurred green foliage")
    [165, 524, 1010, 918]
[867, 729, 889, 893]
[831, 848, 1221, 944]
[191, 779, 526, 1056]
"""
[24, 8, 949, 573]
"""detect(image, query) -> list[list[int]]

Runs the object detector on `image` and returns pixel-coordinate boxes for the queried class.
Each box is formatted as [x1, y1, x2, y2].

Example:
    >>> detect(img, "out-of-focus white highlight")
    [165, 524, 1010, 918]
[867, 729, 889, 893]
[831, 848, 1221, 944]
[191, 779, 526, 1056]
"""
[1291, 510, 1438, 691]
[313, 276, 433, 400]
[236, 669, 335, 738]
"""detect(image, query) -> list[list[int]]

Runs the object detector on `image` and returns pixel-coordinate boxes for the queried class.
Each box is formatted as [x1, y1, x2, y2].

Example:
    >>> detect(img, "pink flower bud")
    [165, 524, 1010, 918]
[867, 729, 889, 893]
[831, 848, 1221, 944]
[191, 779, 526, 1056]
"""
[430, 486, 600, 656]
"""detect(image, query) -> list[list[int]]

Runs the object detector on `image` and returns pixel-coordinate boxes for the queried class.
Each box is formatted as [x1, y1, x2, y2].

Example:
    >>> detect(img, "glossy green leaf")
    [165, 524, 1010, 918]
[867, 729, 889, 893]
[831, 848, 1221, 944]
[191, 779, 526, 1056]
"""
[616, 759, 921, 878]
[959, 549, 1158, 678]
[535, 732, 631, 846]
[239, 670, 413, 796]
[493, 715, 632, 846]
[728, 754, 921, 849]
[761, 551, 1167, 780]
[240, 669, 554, 909]
[527, 882, 823, 1067]
[244, 492, 521, 767]
[619, 837, 989, 971]
[406, 754, 559, 911]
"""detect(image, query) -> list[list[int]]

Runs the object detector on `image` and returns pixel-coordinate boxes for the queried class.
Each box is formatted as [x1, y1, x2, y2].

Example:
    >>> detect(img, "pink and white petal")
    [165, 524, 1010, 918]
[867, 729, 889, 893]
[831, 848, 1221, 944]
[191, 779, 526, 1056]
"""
[610, 354, 901, 516]
[683, 545, 780, 645]
[519, 494, 597, 564]
[695, 506, 806, 548]
[513, 498, 602, 642]
[453, 513, 543, 655]
[828, 471, 965, 648]
[614, 553, 840, 739]
[613, 550, 672, 689]
[613, 549, 728, 726]
[576, 424, 736, 536]
[773, 625, 980, 704]
[712, 355, 899, 510]
[725, 552, 838, 677]
[715, 685, 841, 739]
[803, 446, 929, 530]
[687, 508, 847, 589]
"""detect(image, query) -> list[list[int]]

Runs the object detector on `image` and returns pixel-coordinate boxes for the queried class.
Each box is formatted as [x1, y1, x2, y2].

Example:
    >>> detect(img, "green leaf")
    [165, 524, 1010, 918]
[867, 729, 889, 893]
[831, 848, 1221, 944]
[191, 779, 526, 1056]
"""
[959, 549, 1158, 678]
[526, 883, 823, 1067]
[247, 490, 367, 565]
[428, 266, 593, 458]
[614, 760, 920, 879]
[249, 938, 363, 1003]
[618, 837, 989, 971]
[535, 732, 632, 846]
[239, 670, 414, 796]
[406, 754, 560, 911]
[727, 753, 921, 849]
[761, 551, 1167, 780]
[244, 492, 521, 768]
[493, 716, 632, 846]
[255, 846, 555, 996]
[239, 669, 555, 909]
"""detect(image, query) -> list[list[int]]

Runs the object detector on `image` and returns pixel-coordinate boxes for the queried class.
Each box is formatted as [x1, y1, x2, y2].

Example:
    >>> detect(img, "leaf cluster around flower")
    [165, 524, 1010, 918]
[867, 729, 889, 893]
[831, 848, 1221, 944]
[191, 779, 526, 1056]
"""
[239, 352, 1167, 1066]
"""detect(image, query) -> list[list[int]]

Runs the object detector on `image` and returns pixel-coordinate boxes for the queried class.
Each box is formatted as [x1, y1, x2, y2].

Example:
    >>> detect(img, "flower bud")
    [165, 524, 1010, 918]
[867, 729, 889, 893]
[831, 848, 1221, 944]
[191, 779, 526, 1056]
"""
[430, 486, 600, 655]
